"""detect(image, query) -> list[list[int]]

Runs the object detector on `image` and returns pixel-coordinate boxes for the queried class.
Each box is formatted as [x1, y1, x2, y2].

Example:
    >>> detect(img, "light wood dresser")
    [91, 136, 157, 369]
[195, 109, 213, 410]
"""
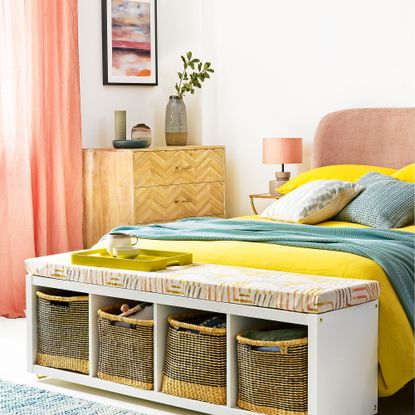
[82, 146, 226, 247]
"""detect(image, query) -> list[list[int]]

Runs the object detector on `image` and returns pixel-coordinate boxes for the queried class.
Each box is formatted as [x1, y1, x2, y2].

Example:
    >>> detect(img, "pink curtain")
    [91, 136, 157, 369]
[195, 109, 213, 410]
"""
[0, 0, 83, 318]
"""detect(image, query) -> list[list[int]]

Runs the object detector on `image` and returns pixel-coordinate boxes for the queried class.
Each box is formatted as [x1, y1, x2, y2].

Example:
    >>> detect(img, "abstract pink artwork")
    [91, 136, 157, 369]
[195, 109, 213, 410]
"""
[102, 0, 157, 85]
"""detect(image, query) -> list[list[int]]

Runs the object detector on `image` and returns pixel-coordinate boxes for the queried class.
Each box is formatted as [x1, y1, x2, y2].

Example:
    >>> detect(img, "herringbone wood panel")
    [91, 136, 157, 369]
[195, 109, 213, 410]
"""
[134, 182, 225, 224]
[134, 148, 225, 187]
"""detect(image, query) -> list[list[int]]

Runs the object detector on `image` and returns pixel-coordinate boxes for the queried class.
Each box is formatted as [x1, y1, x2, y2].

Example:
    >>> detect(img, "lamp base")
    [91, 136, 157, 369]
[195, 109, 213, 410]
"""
[269, 171, 291, 194]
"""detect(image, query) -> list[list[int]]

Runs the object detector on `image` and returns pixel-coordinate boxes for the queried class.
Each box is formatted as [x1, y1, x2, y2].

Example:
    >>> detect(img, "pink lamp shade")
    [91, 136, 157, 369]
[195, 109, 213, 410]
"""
[262, 137, 303, 165]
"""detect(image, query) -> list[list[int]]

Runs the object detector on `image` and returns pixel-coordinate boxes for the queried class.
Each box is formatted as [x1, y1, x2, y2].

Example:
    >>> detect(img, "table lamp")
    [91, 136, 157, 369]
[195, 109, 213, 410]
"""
[263, 137, 303, 194]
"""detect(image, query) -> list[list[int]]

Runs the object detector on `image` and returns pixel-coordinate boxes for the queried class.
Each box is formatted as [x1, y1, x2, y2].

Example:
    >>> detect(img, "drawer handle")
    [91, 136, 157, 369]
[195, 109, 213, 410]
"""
[175, 165, 192, 171]
[175, 199, 191, 204]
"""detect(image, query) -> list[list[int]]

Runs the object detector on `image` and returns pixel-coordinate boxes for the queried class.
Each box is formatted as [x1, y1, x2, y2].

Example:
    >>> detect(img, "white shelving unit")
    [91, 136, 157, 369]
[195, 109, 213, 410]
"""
[26, 274, 379, 415]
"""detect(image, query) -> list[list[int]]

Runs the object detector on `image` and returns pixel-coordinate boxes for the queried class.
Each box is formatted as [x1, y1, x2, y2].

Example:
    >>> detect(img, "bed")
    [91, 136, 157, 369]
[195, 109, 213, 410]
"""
[110, 108, 415, 397]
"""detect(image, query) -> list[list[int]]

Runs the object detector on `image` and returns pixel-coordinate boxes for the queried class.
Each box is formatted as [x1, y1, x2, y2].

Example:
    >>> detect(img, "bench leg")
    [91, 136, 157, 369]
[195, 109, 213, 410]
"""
[308, 301, 379, 415]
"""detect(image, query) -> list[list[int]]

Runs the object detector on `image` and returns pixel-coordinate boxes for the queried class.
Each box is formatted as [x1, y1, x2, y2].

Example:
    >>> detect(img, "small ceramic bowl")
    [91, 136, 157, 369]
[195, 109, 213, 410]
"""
[113, 139, 149, 149]
[112, 247, 140, 259]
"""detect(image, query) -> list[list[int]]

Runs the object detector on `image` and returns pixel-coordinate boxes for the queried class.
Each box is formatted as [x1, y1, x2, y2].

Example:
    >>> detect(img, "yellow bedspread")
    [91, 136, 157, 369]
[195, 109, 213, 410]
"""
[131, 217, 414, 396]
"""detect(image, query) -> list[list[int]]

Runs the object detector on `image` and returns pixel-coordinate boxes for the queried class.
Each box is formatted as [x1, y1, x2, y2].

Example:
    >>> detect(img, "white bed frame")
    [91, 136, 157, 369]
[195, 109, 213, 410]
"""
[26, 274, 378, 415]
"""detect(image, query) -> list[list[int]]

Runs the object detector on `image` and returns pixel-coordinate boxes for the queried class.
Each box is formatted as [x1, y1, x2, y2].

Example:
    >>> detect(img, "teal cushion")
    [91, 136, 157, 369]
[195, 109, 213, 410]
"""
[335, 172, 415, 228]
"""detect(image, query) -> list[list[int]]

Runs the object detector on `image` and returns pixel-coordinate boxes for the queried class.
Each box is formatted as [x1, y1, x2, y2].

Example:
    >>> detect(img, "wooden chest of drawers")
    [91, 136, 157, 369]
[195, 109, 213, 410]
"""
[82, 146, 226, 247]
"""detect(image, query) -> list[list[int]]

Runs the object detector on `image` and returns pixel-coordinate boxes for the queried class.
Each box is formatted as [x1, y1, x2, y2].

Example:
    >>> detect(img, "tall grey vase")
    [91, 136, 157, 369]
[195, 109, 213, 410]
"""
[165, 95, 188, 146]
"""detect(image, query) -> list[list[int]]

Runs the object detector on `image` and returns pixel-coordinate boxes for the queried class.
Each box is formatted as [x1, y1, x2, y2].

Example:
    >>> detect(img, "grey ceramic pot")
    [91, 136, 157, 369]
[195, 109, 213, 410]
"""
[165, 95, 188, 146]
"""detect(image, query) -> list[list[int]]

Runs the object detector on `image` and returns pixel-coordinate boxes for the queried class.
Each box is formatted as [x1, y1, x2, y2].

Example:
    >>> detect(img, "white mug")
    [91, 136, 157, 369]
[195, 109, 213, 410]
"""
[103, 232, 138, 257]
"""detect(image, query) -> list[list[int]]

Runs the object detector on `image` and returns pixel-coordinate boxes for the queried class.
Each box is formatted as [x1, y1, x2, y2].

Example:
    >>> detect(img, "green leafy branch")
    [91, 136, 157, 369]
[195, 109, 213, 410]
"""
[175, 51, 214, 98]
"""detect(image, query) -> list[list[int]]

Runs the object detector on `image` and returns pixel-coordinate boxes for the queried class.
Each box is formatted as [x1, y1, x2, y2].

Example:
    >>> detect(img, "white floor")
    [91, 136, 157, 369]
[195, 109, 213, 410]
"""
[0, 317, 412, 415]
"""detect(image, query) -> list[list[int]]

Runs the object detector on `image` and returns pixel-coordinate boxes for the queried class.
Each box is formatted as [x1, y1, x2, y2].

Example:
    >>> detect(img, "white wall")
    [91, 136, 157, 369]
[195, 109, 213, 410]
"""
[78, 0, 415, 217]
[202, 0, 415, 216]
[78, 0, 204, 148]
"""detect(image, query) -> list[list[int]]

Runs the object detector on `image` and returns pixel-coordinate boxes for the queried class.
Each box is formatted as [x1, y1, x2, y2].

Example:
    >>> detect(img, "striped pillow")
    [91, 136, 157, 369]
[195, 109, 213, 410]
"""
[335, 172, 415, 228]
[261, 180, 363, 224]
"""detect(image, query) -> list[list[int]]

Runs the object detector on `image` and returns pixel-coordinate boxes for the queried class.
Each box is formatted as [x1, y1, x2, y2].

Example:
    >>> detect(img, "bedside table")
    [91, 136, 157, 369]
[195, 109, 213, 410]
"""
[249, 193, 283, 215]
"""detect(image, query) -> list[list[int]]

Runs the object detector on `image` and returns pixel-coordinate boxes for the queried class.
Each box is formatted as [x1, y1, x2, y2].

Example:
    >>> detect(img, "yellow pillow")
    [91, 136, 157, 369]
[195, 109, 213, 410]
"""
[277, 164, 396, 194]
[391, 163, 415, 182]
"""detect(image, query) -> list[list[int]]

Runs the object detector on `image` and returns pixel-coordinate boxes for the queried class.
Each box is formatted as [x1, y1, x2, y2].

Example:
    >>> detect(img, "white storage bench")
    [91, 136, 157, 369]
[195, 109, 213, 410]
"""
[26, 254, 379, 415]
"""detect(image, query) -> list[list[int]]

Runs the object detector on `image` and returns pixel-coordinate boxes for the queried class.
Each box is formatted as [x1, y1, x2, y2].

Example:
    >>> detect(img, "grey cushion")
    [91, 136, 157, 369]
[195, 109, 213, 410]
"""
[244, 327, 308, 341]
[335, 172, 415, 228]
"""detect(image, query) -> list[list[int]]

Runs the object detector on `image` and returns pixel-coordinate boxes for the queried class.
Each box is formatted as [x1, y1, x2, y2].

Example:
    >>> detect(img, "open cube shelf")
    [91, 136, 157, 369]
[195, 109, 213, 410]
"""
[27, 275, 378, 415]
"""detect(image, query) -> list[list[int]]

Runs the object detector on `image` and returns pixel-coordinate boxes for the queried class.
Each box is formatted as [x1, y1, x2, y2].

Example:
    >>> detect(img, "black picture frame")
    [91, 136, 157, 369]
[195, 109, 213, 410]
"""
[101, 0, 158, 85]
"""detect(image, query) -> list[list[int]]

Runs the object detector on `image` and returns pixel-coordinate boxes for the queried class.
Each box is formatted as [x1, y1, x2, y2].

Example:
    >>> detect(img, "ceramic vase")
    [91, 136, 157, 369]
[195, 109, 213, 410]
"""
[114, 110, 126, 140]
[165, 95, 188, 146]
[131, 123, 152, 148]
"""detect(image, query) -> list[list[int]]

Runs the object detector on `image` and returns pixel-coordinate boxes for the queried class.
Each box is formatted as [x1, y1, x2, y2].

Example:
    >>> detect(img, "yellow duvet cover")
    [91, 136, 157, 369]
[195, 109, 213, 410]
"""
[132, 217, 414, 396]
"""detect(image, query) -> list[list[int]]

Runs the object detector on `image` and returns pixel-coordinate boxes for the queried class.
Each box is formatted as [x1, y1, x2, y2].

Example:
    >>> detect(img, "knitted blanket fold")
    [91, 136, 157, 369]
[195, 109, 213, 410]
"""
[108, 218, 415, 327]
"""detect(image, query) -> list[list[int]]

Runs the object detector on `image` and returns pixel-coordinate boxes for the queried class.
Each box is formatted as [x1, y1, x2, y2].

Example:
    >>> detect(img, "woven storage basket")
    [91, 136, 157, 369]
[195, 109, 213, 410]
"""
[162, 311, 227, 405]
[237, 332, 308, 415]
[97, 304, 154, 390]
[36, 291, 89, 374]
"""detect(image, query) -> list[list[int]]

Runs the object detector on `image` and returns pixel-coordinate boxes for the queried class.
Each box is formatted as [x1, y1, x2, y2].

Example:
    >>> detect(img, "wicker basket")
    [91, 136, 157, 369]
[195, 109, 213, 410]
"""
[237, 332, 308, 415]
[162, 311, 227, 405]
[36, 290, 89, 374]
[97, 304, 154, 390]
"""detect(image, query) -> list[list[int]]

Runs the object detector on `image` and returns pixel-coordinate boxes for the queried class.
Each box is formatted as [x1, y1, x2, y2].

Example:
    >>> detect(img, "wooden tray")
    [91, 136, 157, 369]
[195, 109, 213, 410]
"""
[71, 248, 192, 272]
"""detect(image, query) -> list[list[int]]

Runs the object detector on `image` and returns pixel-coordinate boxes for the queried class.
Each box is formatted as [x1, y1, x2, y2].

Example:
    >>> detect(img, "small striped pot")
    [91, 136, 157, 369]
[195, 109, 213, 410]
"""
[97, 304, 154, 390]
[36, 291, 89, 374]
[237, 333, 308, 415]
[161, 311, 227, 405]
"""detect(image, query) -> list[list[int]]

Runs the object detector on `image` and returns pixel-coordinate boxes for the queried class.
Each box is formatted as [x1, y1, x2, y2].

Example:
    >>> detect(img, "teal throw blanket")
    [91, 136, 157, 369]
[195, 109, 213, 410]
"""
[109, 218, 415, 327]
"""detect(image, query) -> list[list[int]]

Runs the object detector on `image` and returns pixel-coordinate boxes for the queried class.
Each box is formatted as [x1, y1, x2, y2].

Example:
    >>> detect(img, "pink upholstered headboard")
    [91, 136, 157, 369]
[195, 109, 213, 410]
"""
[312, 108, 415, 169]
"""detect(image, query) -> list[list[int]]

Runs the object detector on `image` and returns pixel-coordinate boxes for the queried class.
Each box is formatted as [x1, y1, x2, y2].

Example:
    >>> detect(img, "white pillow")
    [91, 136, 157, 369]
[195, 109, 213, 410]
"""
[260, 180, 363, 224]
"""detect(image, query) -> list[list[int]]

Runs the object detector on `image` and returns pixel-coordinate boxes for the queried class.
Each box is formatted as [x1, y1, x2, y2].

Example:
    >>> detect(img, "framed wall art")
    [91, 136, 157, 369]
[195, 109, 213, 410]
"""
[101, 0, 158, 85]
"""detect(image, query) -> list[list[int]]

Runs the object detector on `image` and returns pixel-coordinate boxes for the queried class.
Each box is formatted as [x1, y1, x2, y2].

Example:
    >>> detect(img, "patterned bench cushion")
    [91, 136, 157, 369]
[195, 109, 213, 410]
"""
[25, 254, 379, 314]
